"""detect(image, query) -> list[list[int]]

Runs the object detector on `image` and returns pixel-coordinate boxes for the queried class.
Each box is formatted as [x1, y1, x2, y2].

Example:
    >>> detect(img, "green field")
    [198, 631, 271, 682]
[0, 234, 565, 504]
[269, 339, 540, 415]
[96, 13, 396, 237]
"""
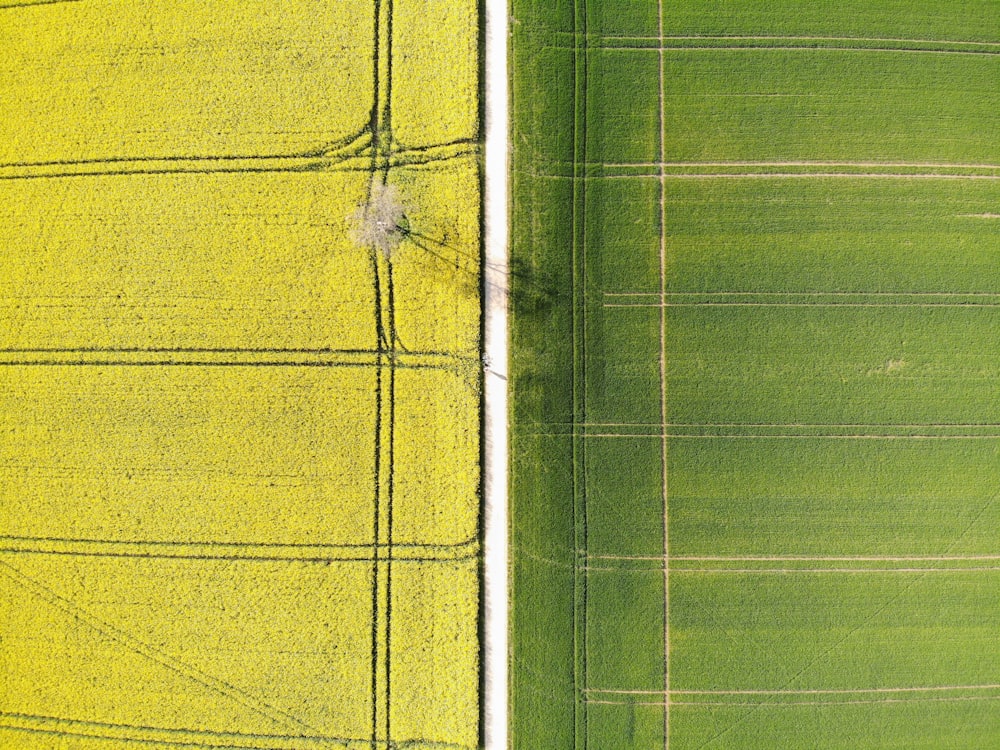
[510, 1, 1000, 748]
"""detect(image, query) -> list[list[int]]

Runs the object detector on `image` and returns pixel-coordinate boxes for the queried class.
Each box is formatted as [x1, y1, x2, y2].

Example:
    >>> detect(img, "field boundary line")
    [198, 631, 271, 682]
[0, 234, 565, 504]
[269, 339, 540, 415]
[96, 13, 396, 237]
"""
[599, 45, 1000, 57]
[609, 161, 1000, 169]
[606, 292, 1000, 298]
[0, 536, 480, 563]
[0, 348, 478, 371]
[671, 567, 1000, 574]
[587, 695, 1000, 708]
[569, 1, 590, 745]
[527, 172, 1000, 181]
[0, 0, 80, 9]
[672, 696, 1000, 707]
[0, 139, 478, 181]
[661, 173, 1000, 180]
[606, 301, 1000, 308]
[655, 35, 1000, 47]
[0, 709, 473, 749]
[657, 0, 670, 747]
[574, 564, 1000, 574]
[586, 684, 1000, 696]
[533, 422, 1000, 427]
[559, 434, 1000, 440]
[591, 553, 1000, 562]
[576, 421, 1000, 428]
[532, 32, 1000, 48]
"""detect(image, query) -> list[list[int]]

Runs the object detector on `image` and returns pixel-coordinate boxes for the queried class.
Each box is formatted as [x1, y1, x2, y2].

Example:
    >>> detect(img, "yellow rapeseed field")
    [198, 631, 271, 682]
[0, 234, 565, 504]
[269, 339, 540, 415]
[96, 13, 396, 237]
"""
[0, 1, 480, 748]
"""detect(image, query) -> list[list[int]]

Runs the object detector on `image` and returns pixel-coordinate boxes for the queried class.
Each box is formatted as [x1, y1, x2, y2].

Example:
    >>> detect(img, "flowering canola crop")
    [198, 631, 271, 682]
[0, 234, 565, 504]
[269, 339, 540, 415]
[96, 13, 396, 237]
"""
[0, 1, 480, 748]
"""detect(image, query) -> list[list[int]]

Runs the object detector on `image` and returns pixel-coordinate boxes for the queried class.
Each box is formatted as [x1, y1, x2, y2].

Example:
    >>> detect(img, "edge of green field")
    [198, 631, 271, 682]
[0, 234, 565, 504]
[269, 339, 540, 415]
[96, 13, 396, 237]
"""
[509, 1, 579, 747]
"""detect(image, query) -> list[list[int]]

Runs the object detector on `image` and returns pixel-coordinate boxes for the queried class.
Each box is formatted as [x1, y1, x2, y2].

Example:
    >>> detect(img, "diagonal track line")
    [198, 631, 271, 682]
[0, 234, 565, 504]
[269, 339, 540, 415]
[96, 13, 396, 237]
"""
[0, 561, 321, 736]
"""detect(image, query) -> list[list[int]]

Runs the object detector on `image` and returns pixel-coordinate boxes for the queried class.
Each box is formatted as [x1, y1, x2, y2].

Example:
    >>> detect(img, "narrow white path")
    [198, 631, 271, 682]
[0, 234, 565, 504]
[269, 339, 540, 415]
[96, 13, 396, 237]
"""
[483, 0, 509, 747]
